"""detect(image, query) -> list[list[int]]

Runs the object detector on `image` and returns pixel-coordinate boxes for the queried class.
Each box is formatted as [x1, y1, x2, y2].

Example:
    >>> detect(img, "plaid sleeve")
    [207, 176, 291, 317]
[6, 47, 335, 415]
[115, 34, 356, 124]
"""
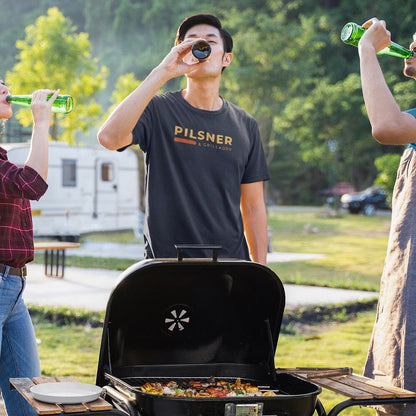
[0, 161, 48, 201]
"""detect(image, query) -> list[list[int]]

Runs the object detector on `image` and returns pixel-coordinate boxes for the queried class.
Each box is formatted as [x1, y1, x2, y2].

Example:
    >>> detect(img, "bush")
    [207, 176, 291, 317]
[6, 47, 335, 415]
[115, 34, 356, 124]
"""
[28, 304, 104, 327]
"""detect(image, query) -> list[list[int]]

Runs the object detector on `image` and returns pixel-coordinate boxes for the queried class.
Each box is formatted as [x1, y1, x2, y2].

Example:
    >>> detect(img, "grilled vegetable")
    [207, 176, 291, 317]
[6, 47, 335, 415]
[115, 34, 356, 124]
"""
[139, 378, 277, 398]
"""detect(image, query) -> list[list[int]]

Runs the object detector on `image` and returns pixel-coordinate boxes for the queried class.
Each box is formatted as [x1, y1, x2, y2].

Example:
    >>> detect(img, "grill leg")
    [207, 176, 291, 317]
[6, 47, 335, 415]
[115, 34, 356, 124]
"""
[327, 397, 416, 416]
[315, 398, 327, 416]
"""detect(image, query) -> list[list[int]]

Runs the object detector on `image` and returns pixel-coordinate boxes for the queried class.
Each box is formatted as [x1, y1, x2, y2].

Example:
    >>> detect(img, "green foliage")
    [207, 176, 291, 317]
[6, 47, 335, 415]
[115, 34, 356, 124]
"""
[276, 74, 384, 193]
[6, 7, 108, 143]
[374, 153, 402, 205]
[106, 73, 141, 117]
[282, 299, 378, 334]
[2, 0, 416, 203]
[29, 304, 104, 327]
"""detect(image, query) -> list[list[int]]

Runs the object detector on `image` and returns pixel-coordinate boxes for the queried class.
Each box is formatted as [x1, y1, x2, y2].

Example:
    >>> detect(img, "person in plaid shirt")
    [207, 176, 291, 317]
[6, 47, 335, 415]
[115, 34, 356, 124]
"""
[0, 78, 58, 416]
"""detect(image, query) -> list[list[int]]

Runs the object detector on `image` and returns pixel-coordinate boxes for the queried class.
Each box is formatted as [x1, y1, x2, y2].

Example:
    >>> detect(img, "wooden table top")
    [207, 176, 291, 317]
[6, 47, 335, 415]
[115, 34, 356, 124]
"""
[10, 376, 112, 415]
[277, 367, 416, 400]
[34, 242, 81, 250]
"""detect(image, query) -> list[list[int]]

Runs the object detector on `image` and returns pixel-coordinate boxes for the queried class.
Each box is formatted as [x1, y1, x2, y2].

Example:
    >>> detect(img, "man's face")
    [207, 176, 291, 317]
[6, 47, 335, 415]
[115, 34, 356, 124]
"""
[183, 24, 232, 77]
[403, 34, 416, 79]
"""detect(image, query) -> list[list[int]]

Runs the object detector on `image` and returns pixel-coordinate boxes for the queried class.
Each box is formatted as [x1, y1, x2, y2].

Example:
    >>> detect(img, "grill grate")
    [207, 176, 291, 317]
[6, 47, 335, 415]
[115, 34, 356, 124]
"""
[102, 372, 322, 416]
[117, 376, 283, 395]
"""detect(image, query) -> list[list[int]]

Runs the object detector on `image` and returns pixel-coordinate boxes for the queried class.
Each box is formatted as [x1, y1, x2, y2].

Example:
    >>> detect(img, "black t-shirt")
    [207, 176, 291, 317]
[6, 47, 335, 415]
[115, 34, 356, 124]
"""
[130, 91, 270, 260]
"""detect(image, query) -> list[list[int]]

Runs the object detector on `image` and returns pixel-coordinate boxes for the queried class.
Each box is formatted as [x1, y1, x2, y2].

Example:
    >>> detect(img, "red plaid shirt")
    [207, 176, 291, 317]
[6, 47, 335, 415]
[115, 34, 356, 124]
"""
[0, 146, 48, 268]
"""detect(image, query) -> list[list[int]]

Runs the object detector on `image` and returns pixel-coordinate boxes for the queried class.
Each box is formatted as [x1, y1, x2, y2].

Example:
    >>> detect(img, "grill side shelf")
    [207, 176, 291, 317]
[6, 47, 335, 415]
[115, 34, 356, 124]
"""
[10, 376, 113, 415]
[9, 378, 62, 415]
[277, 368, 416, 400]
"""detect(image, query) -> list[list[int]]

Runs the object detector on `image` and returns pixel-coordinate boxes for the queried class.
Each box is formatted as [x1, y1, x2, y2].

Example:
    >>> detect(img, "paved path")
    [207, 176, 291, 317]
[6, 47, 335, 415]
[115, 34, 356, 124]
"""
[25, 242, 378, 311]
[24, 256, 378, 312]
[65, 242, 328, 263]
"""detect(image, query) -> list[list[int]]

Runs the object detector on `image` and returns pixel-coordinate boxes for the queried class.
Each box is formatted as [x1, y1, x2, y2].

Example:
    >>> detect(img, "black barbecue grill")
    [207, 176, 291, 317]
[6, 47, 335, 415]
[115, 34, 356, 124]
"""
[96, 247, 322, 416]
[95, 247, 416, 416]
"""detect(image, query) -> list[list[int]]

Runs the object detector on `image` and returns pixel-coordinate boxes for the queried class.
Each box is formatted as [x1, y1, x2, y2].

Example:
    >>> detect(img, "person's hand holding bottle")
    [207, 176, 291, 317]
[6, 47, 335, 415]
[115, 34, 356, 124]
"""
[30, 89, 59, 126]
[359, 18, 392, 56]
[25, 89, 59, 180]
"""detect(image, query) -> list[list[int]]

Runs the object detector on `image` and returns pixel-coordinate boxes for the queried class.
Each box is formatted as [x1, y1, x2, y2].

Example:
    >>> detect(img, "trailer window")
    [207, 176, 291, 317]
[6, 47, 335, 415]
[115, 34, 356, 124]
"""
[62, 159, 77, 187]
[101, 162, 114, 181]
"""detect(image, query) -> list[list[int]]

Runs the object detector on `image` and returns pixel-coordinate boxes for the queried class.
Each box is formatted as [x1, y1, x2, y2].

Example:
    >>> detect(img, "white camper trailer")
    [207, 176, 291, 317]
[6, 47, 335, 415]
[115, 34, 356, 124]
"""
[4, 141, 140, 240]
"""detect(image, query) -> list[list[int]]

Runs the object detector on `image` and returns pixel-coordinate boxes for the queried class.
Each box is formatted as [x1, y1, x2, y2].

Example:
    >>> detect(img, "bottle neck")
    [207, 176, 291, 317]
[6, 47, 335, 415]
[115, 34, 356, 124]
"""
[379, 41, 413, 58]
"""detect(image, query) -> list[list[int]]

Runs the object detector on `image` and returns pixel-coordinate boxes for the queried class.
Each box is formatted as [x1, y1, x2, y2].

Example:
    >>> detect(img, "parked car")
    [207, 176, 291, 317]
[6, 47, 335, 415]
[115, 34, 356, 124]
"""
[341, 186, 390, 215]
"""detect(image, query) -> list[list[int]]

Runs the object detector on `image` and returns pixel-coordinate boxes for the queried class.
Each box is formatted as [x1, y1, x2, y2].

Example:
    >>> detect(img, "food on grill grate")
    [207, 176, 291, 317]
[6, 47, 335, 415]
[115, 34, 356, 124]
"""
[140, 377, 277, 398]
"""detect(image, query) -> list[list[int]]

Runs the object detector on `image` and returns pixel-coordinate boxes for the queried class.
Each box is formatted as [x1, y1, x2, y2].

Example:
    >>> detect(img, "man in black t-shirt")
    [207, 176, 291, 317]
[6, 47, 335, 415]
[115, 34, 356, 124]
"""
[98, 14, 270, 263]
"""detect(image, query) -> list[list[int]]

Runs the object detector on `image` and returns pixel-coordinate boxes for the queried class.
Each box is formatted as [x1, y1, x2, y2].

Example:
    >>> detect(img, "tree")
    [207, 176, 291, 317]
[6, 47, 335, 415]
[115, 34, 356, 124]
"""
[6, 7, 108, 143]
[4, 0, 416, 203]
[222, 5, 348, 203]
[276, 74, 383, 188]
[375, 153, 402, 206]
[106, 73, 146, 211]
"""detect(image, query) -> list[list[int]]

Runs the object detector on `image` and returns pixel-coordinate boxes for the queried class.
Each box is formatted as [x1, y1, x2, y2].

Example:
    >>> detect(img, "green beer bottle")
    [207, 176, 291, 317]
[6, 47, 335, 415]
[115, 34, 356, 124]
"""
[6, 94, 74, 114]
[341, 22, 413, 58]
[191, 40, 211, 62]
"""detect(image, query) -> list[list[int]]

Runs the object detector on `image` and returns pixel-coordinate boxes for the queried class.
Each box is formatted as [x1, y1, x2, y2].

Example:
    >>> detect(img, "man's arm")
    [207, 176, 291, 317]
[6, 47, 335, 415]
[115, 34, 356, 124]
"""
[97, 38, 207, 150]
[240, 181, 268, 265]
[359, 18, 416, 144]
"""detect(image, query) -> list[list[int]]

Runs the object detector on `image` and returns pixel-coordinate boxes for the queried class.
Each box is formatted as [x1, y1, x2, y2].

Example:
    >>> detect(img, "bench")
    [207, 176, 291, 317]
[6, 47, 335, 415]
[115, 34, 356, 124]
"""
[34, 242, 80, 278]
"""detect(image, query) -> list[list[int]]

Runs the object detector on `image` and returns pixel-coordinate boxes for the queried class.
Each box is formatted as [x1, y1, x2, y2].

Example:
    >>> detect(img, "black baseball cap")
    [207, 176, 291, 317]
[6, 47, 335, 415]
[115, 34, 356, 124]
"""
[175, 14, 233, 53]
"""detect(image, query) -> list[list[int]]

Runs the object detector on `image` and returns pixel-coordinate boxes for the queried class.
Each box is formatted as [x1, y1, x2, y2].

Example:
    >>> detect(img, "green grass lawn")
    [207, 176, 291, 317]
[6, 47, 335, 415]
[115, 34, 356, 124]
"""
[34, 309, 377, 415]
[32, 208, 391, 415]
[34, 209, 390, 291]
[266, 210, 390, 291]
[276, 310, 377, 415]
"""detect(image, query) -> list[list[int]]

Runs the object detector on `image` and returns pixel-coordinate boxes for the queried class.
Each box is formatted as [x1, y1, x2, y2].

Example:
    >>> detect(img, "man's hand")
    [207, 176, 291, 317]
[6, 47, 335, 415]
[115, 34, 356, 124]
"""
[156, 38, 206, 80]
[359, 17, 391, 55]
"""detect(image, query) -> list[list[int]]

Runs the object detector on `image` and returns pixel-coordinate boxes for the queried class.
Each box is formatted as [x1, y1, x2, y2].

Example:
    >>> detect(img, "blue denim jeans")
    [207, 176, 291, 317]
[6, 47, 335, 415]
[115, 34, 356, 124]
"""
[0, 267, 40, 416]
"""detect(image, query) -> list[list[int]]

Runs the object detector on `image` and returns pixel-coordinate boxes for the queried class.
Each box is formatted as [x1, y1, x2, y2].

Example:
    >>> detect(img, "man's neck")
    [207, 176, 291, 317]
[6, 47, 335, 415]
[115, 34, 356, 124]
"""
[181, 79, 223, 111]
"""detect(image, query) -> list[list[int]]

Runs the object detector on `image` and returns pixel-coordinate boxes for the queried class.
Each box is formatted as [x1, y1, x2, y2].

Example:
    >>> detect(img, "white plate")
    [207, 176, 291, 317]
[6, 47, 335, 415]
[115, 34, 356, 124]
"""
[30, 382, 102, 404]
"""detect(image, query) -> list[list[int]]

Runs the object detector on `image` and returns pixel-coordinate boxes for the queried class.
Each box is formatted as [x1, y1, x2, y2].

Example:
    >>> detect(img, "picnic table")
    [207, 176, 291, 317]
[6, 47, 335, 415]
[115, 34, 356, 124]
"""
[34, 242, 80, 278]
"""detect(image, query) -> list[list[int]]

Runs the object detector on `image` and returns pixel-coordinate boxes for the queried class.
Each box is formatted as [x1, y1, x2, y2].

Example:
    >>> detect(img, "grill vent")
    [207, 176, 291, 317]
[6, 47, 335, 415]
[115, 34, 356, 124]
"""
[164, 305, 191, 333]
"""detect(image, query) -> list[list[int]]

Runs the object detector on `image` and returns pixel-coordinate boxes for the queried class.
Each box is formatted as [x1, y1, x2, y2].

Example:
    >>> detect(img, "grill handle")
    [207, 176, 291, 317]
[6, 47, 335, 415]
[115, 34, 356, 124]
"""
[102, 385, 136, 416]
[175, 244, 222, 262]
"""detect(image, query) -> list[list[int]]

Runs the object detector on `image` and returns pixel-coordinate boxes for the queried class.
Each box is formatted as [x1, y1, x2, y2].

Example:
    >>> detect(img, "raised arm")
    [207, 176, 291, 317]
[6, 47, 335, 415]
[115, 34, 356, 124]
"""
[97, 38, 207, 150]
[358, 18, 416, 144]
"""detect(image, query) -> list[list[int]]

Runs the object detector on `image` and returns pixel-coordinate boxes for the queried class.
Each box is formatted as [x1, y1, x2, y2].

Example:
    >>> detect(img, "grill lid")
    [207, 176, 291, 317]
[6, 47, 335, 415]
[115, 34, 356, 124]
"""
[96, 254, 285, 386]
